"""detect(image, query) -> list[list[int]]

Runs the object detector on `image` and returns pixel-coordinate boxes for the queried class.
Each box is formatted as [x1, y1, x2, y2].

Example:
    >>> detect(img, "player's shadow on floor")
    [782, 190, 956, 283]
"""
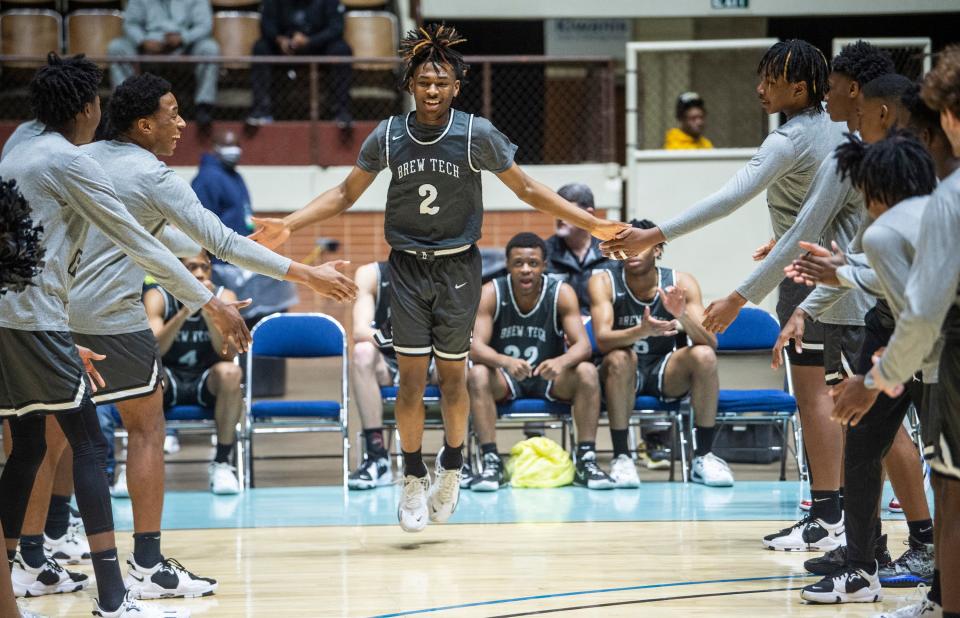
[392, 539, 448, 551]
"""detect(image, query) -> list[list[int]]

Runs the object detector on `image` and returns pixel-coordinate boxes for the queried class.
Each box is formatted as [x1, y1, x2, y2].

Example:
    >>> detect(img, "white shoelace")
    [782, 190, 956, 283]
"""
[402, 476, 429, 510]
[434, 470, 460, 503]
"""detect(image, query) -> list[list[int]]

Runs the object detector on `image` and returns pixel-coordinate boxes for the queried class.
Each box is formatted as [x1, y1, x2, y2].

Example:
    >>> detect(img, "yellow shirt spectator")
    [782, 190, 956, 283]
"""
[663, 128, 714, 150]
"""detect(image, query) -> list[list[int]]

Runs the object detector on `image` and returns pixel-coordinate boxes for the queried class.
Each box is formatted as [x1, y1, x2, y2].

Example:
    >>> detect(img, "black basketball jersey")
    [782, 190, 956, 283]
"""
[372, 261, 391, 330]
[383, 110, 483, 251]
[607, 264, 678, 358]
[157, 287, 221, 374]
[488, 275, 565, 368]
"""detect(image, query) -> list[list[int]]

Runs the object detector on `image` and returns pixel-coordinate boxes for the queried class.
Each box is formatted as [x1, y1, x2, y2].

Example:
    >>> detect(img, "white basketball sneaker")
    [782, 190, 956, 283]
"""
[763, 513, 846, 551]
[608, 454, 641, 488]
[427, 451, 462, 523]
[93, 590, 190, 617]
[124, 555, 217, 599]
[208, 462, 240, 495]
[44, 525, 91, 564]
[690, 452, 735, 487]
[111, 465, 130, 499]
[398, 474, 431, 533]
[10, 554, 90, 598]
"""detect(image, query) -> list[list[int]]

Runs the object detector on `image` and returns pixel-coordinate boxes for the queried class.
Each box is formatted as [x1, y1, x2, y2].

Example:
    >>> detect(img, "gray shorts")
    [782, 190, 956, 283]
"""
[388, 245, 482, 360]
[776, 279, 825, 367]
[0, 327, 88, 417]
[71, 330, 162, 405]
[823, 324, 865, 386]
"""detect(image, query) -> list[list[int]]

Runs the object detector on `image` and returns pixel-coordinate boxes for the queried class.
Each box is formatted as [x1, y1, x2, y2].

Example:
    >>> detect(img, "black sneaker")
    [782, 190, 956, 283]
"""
[470, 452, 504, 492]
[800, 564, 882, 604]
[879, 536, 934, 587]
[573, 451, 615, 490]
[348, 452, 392, 490]
[804, 534, 890, 576]
[762, 513, 845, 551]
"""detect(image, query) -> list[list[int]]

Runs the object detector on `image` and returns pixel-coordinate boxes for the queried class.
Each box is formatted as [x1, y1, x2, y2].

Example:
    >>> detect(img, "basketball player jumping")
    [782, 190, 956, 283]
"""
[251, 23, 627, 532]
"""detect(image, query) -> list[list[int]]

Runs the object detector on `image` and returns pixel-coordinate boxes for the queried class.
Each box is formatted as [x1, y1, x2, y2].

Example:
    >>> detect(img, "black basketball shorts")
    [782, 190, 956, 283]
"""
[71, 330, 162, 405]
[776, 279, 825, 367]
[388, 245, 482, 361]
[0, 327, 88, 417]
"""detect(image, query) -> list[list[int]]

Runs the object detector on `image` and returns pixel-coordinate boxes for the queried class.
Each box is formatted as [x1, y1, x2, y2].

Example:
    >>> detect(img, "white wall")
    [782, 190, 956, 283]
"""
[628, 150, 776, 310]
[169, 163, 623, 219]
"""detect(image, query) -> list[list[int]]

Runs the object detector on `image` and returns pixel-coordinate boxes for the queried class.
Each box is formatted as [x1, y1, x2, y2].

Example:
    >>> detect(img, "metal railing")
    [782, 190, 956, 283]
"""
[0, 53, 617, 164]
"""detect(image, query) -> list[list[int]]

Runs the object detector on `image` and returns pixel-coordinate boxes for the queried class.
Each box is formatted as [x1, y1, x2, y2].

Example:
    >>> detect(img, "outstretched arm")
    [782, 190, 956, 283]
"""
[249, 166, 377, 250]
[496, 163, 627, 241]
[600, 131, 795, 258]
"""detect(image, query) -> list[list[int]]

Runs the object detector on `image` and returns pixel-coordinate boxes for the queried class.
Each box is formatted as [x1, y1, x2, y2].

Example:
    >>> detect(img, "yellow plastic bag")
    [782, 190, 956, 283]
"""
[505, 436, 574, 488]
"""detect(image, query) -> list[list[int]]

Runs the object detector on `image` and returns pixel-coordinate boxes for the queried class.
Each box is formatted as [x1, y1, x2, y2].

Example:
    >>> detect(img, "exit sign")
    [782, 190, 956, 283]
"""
[712, 0, 749, 8]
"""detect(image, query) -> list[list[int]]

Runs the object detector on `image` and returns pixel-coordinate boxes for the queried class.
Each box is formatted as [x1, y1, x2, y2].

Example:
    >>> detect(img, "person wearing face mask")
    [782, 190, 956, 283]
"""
[192, 130, 252, 239]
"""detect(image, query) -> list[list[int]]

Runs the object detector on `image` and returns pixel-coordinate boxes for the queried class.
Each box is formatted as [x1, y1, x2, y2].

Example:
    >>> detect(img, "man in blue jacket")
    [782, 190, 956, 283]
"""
[192, 130, 252, 239]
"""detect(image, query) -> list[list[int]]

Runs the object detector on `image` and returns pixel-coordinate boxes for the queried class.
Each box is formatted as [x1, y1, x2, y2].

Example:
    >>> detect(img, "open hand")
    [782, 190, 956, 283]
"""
[76, 346, 106, 392]
[772, 308, 806, 369]
[203, 296, 253, 354]
[785, 241, 845, 287]
[660, 285, 686, 319]
[830, 375, 880, 426]
[753, 238, 776, 261]
[301, 260, 358, 302]
[248, 216, 291, 250]
[703, 291, 746, 333]
[638, 305, 679, 339]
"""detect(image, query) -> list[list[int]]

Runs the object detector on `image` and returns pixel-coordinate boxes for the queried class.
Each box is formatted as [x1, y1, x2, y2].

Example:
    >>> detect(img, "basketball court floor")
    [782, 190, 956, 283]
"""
[22, 479, 925, 617]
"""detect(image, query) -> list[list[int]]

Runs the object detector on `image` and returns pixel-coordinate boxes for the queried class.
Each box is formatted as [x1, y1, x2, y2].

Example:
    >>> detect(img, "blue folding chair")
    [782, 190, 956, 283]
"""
[715, 307, 801, 481]
[377, 383, 443, 470]
[243, 313, 349, 488]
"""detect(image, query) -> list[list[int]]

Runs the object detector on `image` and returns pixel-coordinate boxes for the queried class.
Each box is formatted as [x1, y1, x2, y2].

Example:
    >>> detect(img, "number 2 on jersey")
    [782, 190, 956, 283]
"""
[418, 183, 439, 215]
[504, 345, 539, 367]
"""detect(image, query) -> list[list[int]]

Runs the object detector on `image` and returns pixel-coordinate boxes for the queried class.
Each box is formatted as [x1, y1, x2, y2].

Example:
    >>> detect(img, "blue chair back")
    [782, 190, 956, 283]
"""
[716, 307, 780, 352]
[250, 313, 345, 358]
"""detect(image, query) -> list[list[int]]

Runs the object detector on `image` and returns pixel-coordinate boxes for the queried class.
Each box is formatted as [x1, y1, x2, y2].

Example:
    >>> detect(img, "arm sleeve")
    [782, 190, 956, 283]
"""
[260, 0, 279, 40]
[470, 117, 518, 173]
[860, 225, 911, 317]
[356, 121, 387, 173]
[154, 168, 292, 279]
[797, 285, 847, 320]
[658, 132, 795, 241]
[736, 156, 854, 304]
[122, 0, 148, 45]
[158, 225, 203, 257]
[308, 0, 345, 50]
[63, 154, 212, 311]
[181, 0, 213, 46]
[874, 187, 960, 385]
[835, 251, 884, 297]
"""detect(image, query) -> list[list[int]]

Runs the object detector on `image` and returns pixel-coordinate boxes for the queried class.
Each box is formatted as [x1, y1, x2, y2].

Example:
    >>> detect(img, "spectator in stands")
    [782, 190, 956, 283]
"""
[468, 233, 615, 491]
[545, 183, 610, 316]
[348, 260, 437, 490]
[143, 251, 244, 495]
[589, 219, 734, 488]
[663, 92, 713, 150]
[107, 0, 220, 132]
[247, 0, 353, 127]
[192, 130, 253, 238]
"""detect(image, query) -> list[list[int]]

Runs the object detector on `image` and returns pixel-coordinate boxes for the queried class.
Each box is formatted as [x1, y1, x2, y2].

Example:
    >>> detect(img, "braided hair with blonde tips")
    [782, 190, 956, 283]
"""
[757, 39, 829, 112]
[399, 23, 469, 91]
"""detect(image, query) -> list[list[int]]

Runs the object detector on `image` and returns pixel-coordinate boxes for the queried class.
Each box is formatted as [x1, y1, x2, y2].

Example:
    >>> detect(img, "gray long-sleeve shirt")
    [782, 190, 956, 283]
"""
[122, 0, 213, 47]
[1, 120, 46, 161]
[859, 196, 940, 382]
[658, 108, 846, 245]
[68, 140, 291, 335]
[736, 150, 872, 325]
[0, 132, 212, 331]
[872, 170, 960, 387]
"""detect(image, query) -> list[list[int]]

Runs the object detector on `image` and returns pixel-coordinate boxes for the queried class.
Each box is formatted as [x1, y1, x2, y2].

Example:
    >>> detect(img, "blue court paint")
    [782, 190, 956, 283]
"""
[368, 574, 818, 617]
[115, 480, 913, 531]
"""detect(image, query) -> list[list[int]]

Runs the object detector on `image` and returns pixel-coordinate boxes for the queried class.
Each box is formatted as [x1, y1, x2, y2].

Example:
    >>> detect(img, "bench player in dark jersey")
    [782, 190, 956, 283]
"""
[590, 219, 734, 488]
[143, 251, 244, 495]
[467, 233, 614, 491]
[348, 260, 438, 490]
[250, 24, 627, 532]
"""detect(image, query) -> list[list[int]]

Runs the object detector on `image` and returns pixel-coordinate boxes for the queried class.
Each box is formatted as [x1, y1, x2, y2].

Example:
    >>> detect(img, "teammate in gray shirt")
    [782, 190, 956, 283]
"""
[0, 53, 242, 618]
[796, 132, 938, 605]
[250, 24, 627, 533]
[0, 118, 45, 161]
[603, 40, 851, 546]
[53, 73, 356, 600]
